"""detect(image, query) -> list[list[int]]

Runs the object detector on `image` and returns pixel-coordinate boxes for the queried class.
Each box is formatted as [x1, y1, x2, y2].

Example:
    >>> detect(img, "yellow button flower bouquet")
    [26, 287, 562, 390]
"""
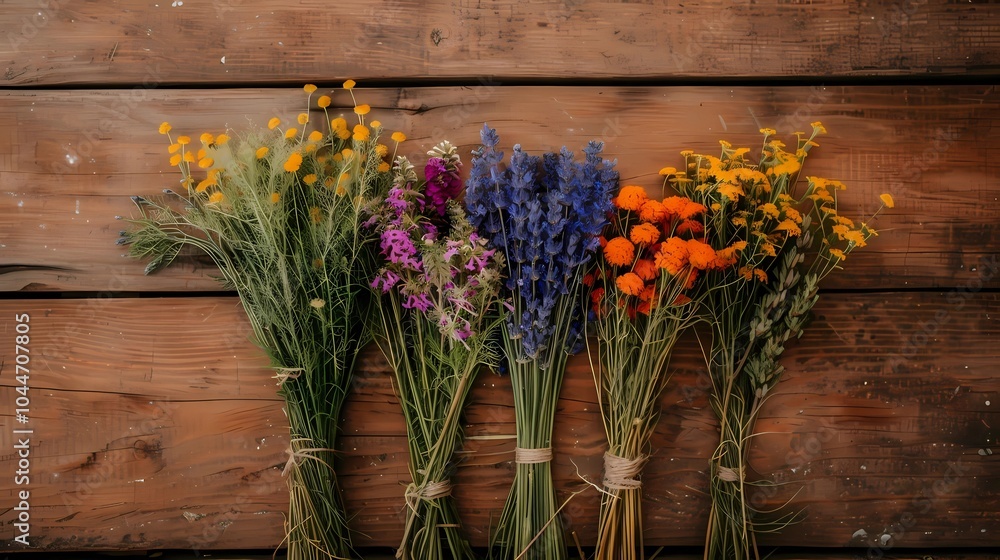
[122, 83, 394, 560]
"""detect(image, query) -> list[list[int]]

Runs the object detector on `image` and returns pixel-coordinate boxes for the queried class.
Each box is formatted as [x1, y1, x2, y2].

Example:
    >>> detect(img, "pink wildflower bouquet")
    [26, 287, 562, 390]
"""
[367, 142, 505, 560]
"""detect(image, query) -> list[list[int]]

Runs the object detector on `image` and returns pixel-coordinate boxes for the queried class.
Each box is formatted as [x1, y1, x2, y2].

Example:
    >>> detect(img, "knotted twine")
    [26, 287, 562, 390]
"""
[715, 464, 745, 483]
[281, 438, 335, 477]
[515, 446, 553, 464]
[602, 451, 648, 491]
[272, 367, 303, 386]
[403, 480, 454, 514]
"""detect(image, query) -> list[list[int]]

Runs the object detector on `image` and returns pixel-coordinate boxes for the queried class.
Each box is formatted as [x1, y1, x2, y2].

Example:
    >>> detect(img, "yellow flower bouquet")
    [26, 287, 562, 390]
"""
[121, 83, 394, 560]
[668, 123, 892, 560]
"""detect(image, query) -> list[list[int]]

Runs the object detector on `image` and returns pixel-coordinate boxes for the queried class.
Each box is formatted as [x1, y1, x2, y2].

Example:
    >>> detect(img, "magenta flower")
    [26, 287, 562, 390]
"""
[381, 228, 421, 271]
[424, 157, 462, 217]
[402, 292, 433, 312]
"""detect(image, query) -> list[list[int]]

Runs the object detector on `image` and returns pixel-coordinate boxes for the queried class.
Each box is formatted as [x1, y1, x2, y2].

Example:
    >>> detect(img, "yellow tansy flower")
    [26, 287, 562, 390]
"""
[308, 130, 324, 142]
[774, 219, 802, 237]
[331, 117, 347, 131]
[317, 95, 331, 108]
[309, 206, 322, 223]
[169, 154, 182, 166]
[297, 113, 309, 125]
[391, 131, 406, 143]
[828, 248, 846, 260]
[198, 157, 214, 168]
[377, 161, 390, 173]
[844, 230, 867, 247]
[343, 79, 356, 90]
[270, 192, 281, 204]
[195, 178, 215, 192]
[336, 128, 351, 140]
[759, 203, 779, 219]
[811, 121, 827, 134]
[659, 166, 676, 176]
[168, 143, 181, 154]
[200, 132, 215, 145]
[375, 144, 388, 157]
[354, 104, 371, 116]
[255, 146, 269, 159]
[208, 192, 224, 204]
[352, 124, 370, 141]
[880, 193, 895, 208]
[285, 127, 298, 139]
[177, 135, 191, 145]
[183, 151, 195, 163]
[303, 84, 317, 93]
[303, 174, 318, 186]
[158, 122, 172, 135]
[268, 117, 280, 130]
[216, 133, 230, 145]
[284, 152, 303, 172]
[717, 183, 744, 202]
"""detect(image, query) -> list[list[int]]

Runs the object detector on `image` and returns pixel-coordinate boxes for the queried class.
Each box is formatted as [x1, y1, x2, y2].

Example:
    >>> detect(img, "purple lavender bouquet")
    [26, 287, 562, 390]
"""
[465, 125, 617, 560]
[368, 141, 504, 560]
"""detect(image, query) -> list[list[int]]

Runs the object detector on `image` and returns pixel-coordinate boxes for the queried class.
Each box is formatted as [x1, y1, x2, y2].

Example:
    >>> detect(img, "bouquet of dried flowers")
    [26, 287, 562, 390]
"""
[668, 123, 892, 560]
[587, 184, 732, 560]
[121, 83, 393, 560]
[465, 125, 617, 560]
[367, 141, 504, 560]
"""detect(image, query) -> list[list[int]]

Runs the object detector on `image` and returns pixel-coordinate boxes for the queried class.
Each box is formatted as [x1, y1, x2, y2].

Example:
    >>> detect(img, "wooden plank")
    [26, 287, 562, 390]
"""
[1, 292, 997, 550]
[2, 1, 999, 85]
[2, 86, 998, 293]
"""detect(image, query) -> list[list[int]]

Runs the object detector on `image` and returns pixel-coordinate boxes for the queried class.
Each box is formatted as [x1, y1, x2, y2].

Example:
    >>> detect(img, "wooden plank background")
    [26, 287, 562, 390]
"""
[1, 0, 999, 85]
[0, 0, 998, 555]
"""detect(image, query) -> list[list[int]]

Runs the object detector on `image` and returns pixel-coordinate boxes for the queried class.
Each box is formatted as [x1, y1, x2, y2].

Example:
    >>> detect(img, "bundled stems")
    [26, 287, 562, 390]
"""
[668, 123, 891, 560]
[465, 125, 617, 560]
[588, 185, 724, 560]
[377, 292, 479, 560]
[123, 83, 394, 560]
[368, 146, 503, 560]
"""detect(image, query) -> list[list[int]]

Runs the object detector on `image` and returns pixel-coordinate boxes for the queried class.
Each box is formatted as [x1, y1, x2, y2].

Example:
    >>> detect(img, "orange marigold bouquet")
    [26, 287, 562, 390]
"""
[587, 185, 731, 560]
[667, 123, 892, 560]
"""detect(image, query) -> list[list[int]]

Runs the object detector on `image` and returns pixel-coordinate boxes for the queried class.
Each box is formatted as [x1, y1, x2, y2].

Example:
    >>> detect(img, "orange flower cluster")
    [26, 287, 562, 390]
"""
[592, 185, 737, 318]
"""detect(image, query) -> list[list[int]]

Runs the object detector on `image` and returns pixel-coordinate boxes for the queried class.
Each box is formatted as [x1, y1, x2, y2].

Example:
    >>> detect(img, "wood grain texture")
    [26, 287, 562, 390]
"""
[1, 85, 998, 293]
[1, 293, 997, 550]
[2, 0, 999, 86]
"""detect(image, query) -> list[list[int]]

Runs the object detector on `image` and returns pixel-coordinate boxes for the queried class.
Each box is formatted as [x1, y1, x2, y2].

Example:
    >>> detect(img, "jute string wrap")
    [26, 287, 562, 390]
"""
[404, 480, 453, 512]
[715, 464, 744, 483]
[602, 451, 648, 490]
[281, 438, 335, 477]
[514, 446, 553, 464]
[272, 367, 303, 386]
